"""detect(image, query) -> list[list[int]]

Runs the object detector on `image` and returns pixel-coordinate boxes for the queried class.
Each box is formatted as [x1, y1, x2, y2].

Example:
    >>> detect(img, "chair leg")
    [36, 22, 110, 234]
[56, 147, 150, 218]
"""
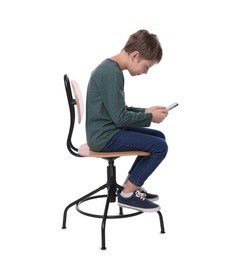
[157, 211, 165, 233]
[62, 183, 107, 229]
[101, 185, 114, 250]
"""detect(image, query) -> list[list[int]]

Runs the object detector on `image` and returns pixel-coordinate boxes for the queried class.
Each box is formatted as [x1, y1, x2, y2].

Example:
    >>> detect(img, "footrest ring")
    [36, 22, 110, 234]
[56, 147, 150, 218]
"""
[76, 194, 143, 219]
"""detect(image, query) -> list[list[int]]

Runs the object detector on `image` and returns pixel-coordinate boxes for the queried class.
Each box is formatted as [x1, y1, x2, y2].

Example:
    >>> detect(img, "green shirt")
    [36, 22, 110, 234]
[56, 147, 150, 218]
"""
[86, 58, 152, 151]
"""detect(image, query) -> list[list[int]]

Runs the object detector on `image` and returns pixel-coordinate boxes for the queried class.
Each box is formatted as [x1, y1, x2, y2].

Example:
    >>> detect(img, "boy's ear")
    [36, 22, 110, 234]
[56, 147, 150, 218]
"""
[131, 51, 140, 61]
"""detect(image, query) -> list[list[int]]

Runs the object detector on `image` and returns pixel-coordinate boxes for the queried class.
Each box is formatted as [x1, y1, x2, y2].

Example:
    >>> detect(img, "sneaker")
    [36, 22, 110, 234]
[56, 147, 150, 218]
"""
[138, 187, 159, 202]
[118, 190, 161, 213]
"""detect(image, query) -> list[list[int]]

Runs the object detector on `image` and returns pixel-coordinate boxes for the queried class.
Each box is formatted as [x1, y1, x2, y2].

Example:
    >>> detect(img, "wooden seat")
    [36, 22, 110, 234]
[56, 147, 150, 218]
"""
[61, 74, 165, 250]
[78, 143, 150, 158]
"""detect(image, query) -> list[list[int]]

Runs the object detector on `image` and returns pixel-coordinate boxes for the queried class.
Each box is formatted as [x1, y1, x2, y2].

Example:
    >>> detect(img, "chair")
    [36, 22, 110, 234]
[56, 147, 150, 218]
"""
[62, 74, 165, 250]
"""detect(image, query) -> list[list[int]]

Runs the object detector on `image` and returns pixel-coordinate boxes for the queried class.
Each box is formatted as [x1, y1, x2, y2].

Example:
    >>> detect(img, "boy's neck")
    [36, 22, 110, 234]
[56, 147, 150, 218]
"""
[110, 50, 128, 71]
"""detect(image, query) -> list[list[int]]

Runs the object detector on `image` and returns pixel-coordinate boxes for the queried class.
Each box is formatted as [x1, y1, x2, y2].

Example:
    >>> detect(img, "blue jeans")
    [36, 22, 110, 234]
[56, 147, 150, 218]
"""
[100, 127, 168, 187]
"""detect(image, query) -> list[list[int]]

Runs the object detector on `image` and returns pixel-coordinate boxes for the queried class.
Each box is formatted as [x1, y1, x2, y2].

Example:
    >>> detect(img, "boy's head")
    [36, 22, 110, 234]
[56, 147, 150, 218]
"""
[123, 29, 163, 63]
[121, 29, 162, 76]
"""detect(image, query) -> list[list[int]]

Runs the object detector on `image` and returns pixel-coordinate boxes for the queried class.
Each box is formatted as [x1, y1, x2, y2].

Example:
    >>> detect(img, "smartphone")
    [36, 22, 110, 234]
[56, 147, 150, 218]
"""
[166, 102, 179, 110]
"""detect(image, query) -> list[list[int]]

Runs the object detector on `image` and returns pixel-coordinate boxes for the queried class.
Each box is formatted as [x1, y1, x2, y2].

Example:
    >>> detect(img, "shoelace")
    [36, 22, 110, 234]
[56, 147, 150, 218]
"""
[135, 190, 146, 201]
[138, 187, 147, 194]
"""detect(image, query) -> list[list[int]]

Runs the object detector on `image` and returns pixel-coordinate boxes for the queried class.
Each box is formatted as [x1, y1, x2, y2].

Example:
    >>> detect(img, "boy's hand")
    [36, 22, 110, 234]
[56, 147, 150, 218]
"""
[150, 108, 168, 123]
[145, 106, 165, 113]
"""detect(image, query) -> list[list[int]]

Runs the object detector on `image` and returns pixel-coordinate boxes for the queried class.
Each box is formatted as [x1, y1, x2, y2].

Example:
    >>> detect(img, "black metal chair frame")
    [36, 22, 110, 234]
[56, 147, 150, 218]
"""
[61, 74, 165, 250]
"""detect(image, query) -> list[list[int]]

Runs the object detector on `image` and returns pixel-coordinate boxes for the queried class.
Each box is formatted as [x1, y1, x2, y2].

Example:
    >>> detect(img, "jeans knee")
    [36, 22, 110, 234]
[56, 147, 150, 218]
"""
[161, 141, 168, 156]
[160, 132, 166, 141]
[154, 140, 168, 158]
[163, 142, 168, 156]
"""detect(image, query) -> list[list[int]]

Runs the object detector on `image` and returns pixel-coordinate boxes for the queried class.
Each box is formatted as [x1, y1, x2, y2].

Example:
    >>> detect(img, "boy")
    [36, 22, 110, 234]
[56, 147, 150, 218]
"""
[86, 29, 168, 212]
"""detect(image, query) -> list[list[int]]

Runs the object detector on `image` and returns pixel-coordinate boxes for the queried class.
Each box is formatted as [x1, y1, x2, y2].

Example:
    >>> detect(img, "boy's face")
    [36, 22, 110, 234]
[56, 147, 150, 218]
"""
[127, 52, 157, 76]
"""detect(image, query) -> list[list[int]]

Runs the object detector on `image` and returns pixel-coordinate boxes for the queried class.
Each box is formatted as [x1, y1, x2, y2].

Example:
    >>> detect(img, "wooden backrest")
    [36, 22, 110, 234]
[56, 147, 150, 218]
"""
[71, 80, 84, 124]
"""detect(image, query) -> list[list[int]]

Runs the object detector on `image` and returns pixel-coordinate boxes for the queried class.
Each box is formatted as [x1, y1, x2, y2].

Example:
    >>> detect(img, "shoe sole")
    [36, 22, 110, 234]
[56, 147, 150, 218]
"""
[118, 202, 161, 213]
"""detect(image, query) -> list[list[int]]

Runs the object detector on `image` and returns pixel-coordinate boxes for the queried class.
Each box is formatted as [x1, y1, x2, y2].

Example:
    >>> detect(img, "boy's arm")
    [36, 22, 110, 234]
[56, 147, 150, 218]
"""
[126, 105, 145, 113]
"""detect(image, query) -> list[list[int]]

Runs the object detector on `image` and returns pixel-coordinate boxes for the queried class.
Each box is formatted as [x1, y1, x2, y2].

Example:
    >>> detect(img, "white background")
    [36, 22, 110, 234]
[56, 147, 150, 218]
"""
[1, 0, 236, 259]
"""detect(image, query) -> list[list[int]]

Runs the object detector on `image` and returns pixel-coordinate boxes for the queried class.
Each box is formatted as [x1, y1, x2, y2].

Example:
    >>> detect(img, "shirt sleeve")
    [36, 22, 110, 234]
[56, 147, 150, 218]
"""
[126, 106, 145, 113]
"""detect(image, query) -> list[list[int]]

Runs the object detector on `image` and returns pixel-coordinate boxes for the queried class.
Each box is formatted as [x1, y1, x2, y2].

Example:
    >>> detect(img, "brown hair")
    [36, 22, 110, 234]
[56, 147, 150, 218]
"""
[123, 29, 163, 62]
